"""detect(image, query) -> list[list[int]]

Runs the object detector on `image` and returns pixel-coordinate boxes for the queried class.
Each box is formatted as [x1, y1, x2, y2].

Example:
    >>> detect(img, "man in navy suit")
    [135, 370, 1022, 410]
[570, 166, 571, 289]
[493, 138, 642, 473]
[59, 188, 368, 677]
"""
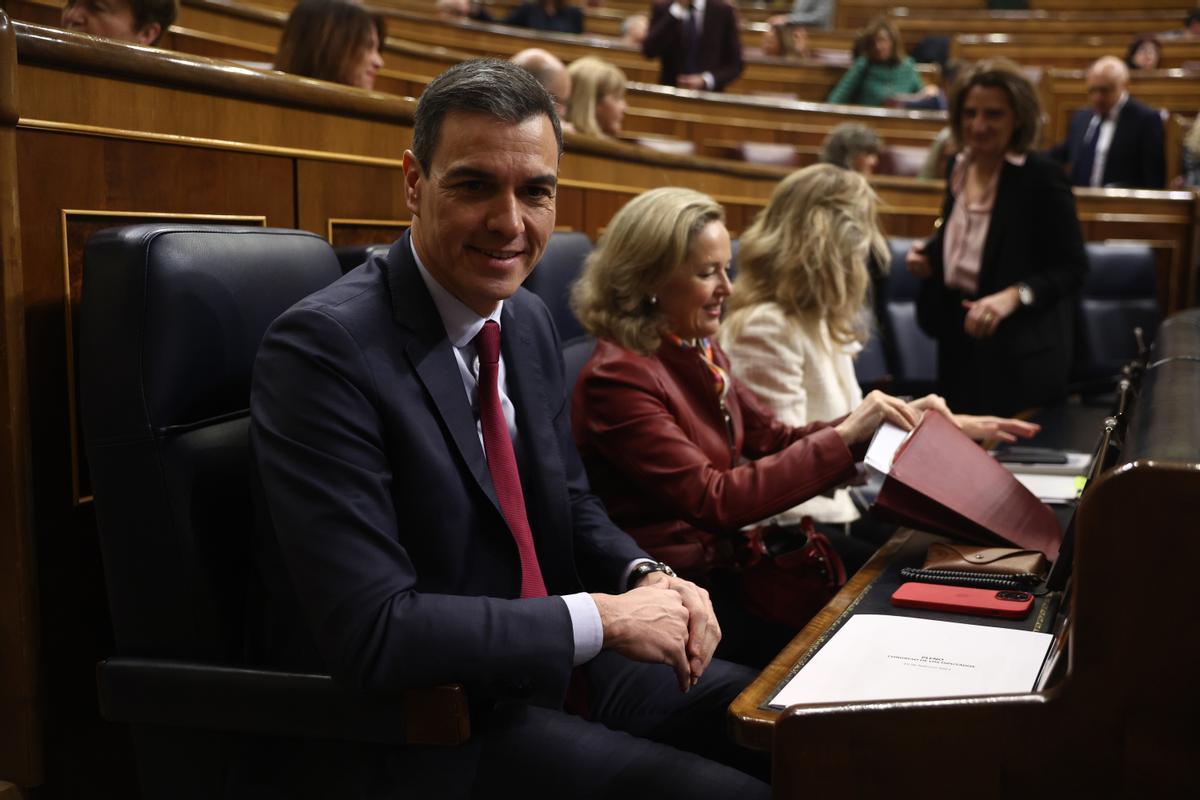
[1047, 56, 1166, 190]
[247, 58, 769, 799]
[643, 0, 744, 91]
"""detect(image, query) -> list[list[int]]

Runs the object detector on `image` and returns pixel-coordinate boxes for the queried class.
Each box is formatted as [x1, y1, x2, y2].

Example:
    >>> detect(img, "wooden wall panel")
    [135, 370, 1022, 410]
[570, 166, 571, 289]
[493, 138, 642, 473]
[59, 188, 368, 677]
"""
[14, 128, 293, 794]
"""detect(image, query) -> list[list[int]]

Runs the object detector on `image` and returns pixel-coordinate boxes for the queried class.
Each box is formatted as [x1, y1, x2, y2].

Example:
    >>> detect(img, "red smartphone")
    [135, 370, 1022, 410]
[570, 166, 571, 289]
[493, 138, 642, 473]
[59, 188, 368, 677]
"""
[891, 582, 1034, 619]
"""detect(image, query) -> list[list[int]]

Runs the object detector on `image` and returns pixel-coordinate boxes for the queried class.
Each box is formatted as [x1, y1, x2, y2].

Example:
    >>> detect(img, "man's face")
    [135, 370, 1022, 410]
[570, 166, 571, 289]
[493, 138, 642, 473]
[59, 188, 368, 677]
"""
[61, 0, 160, 45]
[1086, 67, 1124, 118]
[403, 111, 559, 317]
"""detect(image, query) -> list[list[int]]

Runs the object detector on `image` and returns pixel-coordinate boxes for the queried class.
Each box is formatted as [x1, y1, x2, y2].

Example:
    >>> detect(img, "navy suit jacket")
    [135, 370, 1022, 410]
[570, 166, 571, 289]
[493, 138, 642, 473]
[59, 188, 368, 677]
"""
[642, 0, 744, 91]
[249, 232, 647, 708]
[1047, 97, 1166, 189]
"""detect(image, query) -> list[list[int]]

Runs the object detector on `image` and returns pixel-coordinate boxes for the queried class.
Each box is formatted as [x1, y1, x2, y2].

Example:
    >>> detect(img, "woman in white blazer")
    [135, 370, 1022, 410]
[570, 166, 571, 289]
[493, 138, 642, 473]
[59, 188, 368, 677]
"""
[719, 164, 1035, 543]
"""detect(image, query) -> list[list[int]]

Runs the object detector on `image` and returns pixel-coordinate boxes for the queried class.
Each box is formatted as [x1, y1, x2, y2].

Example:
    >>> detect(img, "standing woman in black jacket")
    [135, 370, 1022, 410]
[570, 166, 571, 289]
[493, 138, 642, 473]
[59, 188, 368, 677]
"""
[906, 58, 1089, 416]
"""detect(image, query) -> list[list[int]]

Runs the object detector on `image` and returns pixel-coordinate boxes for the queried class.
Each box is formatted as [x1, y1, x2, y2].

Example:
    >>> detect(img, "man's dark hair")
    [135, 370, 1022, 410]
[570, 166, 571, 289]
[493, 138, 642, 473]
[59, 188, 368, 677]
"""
[1187, 9, 1200, 28]
[131, 0, 178, 44]
[412, 58, 563, 174]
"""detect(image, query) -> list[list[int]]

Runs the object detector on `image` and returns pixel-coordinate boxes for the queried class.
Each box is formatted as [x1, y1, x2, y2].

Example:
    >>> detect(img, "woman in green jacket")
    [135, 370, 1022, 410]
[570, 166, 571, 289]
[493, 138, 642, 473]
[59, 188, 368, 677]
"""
[827, 17, 923, 107]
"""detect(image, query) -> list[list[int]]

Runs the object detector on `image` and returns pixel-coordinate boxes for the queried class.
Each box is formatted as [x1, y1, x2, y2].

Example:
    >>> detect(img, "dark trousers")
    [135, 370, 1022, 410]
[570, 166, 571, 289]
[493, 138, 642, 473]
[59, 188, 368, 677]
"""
[226, 655, 769, 799]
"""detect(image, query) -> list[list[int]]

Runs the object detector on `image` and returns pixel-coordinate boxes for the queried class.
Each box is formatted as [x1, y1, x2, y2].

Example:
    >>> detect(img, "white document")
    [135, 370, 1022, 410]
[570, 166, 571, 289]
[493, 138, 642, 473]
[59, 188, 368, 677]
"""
[863, 422, 910, 475]
[769, 614, 1052, 708]
[1011, 472, 1086, 503]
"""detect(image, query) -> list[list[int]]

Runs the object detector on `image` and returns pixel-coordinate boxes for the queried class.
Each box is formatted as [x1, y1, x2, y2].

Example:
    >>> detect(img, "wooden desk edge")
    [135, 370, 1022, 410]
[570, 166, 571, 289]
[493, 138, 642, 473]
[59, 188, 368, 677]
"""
[728, 528, 916, 752]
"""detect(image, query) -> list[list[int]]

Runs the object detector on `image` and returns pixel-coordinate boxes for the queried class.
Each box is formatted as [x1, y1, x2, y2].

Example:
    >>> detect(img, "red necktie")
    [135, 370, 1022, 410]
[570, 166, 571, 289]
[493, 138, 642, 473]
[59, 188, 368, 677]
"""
[474, 320, 547, 599]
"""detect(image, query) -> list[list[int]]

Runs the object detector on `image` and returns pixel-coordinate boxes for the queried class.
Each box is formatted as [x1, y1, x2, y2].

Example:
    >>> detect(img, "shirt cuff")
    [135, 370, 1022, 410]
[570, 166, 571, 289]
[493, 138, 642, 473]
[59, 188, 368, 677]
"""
[702, 71, 715, 90]
[621, 557, 657, 592]
[668, 3, 687, 20]
[562, 592, 603, 666]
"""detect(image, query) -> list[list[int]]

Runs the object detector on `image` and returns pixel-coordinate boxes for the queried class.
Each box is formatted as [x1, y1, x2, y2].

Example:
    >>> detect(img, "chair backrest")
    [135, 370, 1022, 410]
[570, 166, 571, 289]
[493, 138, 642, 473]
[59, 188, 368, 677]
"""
[562, 336, 597, 401]
[80, 225, 342, 663]
[885, 237, 938, 391]
[1076, 242, 1161, 383]
[334, 242, 391, 274]
[523, 231, 593, 342]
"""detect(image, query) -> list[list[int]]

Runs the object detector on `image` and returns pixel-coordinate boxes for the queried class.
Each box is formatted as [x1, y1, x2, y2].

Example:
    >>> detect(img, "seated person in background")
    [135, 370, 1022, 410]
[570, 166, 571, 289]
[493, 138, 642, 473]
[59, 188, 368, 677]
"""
[441, 0, 496, 23]
[275, 0, 385, 91]
[571, 185, 961, 668]
[907, 58, 1089, 416]
[249, 58, 769, 799]
[892, 57, 963, 111]
[621, 13, 649, 47]
[1159, 9, 1200, 40]
[511, 48, 573, 130]
[767, 0, 832, 30]
[1046, 55, 1166, 189]
[917, 125, 957, 179]
[758, 23, 811, 60]
[719, 165, 1037, 550]
[643, 0, 744, 91]
[60, 0, 176, 46]
[819, 122, 881, 174]
[827, 16, 923, 107]
[505, 0, 584, 35]
[1181, 116, 1200, 187]
[565, 56, 627, 137]
[1126, 35, 1162, 71]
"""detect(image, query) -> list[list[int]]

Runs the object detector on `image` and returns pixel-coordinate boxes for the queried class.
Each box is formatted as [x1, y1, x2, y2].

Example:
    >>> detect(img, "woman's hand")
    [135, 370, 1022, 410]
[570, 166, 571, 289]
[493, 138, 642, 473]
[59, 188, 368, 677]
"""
[835, 390, 922, 447]
[905, 240, 931, 279]
[955, 415, 1040, 443]
[908, 393, 956, 425]
[961, 287, 1020, 339]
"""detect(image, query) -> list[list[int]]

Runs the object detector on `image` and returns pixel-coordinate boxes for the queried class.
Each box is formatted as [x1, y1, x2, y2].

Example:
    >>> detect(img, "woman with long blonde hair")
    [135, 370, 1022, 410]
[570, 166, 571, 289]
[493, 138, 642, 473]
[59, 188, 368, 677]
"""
[565, 57, 627, 137]
[721, 165, 1035, 538]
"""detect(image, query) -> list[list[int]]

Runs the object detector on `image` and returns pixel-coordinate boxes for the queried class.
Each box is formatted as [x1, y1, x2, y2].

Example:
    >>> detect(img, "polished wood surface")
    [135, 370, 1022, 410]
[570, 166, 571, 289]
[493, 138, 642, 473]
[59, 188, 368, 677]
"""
[0, 10, 41, 790]
[735, 346, 1200, 796]
[953, 34, 1200, 71]
[891, 7, 1190, 41]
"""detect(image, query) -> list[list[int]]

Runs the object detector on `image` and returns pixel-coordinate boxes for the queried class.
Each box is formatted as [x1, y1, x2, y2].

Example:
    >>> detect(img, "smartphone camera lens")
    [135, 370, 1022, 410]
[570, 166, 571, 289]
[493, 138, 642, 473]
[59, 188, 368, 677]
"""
[996, 591, 1031, 602]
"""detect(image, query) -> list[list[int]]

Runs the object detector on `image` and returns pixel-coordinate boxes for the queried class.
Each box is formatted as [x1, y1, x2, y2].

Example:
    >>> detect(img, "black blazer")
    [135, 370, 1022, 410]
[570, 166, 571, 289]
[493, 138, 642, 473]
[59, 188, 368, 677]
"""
[642, 0, 744, 91]
[917, 152, 1089, 415]
[1047, 97, 1166, 189]
[249, 232, 646, 702]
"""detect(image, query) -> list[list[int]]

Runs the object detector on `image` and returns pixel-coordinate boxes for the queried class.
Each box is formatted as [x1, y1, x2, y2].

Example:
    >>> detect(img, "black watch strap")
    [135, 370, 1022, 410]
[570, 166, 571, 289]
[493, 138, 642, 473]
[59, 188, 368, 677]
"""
[627, 561, 676, 591]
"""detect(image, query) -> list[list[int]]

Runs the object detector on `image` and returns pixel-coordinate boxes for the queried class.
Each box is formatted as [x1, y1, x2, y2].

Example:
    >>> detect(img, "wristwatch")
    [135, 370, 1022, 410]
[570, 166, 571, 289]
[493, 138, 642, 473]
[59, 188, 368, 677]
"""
[1016, 282, 1035, 307]
[627, 561, 676, 590]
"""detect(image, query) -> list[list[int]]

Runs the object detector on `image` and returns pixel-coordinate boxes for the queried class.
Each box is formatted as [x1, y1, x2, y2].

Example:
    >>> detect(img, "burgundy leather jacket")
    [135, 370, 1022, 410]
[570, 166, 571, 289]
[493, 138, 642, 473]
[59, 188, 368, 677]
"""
[572, 338, 859, 578]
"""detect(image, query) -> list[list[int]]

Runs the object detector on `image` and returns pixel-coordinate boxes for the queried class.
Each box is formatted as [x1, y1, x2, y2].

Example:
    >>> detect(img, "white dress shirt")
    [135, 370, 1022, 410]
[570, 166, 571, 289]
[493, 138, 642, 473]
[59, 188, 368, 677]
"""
[1087, 92, 1129, 188]
[411, 239, 603, 665]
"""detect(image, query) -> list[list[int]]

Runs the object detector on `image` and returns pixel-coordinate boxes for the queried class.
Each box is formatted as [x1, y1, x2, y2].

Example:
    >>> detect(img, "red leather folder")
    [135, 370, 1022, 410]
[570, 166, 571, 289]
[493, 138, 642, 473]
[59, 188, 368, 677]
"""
[872, 411, 1063, 558]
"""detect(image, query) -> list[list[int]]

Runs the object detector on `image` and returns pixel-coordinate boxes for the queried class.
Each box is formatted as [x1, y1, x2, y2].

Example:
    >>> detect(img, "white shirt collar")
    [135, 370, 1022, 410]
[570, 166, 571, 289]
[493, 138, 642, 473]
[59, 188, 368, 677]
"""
[410, 235, 503, 349]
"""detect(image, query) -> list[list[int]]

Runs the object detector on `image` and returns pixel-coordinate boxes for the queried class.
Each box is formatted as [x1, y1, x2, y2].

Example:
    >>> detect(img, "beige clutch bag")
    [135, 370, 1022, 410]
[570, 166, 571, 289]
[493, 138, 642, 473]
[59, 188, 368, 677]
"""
[923, 542, 1048, 578]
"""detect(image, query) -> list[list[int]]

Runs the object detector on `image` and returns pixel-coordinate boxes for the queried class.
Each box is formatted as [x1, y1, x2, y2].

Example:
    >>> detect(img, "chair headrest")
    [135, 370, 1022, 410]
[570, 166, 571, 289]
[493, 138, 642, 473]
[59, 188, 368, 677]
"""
[81, 226, 342, 443]
[1083, 242, 1157, 298]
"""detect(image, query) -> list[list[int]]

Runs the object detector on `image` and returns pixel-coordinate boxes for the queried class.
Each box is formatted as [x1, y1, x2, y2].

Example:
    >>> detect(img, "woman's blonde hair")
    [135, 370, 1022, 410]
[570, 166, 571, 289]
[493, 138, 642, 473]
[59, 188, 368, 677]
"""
[572, 187, 725, 354]
[565, 57, 627, 137]
[1186, 116, 1200, 155]
[726, 164, 888, 346]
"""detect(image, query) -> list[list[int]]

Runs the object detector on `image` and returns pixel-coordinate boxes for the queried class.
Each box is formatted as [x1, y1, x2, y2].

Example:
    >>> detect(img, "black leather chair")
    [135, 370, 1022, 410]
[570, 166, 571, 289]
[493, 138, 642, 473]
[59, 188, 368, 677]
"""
[562, 336, 597, 400]
[334, 242, 391, 274]
[1074, 242, 1161, 390]
[522, 231, 592, 342]
[80, 225, 467, 799]
[885, 238, 938, 396]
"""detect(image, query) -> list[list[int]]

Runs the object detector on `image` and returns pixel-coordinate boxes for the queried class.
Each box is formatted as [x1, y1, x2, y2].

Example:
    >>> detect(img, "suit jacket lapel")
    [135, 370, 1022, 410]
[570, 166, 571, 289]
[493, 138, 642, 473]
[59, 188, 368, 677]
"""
[978, 160, 1018, 290]
[386, 232, 502, 516]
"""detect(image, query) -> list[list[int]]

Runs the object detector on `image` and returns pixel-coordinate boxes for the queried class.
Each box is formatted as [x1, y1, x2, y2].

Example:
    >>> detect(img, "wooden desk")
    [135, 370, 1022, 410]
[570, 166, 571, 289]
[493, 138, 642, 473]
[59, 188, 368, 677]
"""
[729, 528, 917, 752]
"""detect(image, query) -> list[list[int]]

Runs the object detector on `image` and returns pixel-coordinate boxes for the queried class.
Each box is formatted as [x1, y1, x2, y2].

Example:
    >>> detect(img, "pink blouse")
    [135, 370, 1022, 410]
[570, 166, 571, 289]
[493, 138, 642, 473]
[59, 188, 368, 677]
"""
[942, 150, 1026, 295]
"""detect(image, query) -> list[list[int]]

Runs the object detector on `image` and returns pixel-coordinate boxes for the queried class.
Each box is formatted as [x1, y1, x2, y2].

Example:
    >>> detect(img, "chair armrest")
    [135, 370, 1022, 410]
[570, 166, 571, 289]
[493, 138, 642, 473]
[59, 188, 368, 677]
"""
[97, 657, 469, 746]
